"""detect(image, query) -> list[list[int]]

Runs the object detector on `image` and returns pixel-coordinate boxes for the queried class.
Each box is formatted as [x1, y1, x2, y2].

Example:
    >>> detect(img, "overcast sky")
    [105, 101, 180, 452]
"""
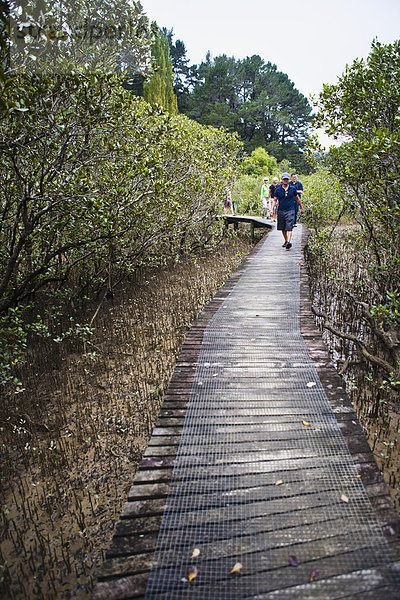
[141, 0, 400, 145]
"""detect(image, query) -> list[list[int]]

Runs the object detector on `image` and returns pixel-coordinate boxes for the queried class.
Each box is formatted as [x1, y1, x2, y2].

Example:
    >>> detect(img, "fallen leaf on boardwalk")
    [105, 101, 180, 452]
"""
[187, 566, 198, 582]
[356, 474, 362, 478]
[302, 420, 311, 427]
[230, 562, 243, 574]
[306, 382, 317, 388]
[140, 458, 164, 468]
[341, 494, 349, 503]
[191, 548, 200, 558]
[309, 568, 320, 582]
[212, 373, 218, 377]
[275, 480, 284, 486]
[384, 525, 396, 536]
[288, 555, 299, 567]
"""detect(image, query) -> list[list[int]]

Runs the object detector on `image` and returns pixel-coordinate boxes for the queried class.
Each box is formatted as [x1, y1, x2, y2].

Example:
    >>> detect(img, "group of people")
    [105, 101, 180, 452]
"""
[223, 171, 304, 251]
[261, 172, 304, 250]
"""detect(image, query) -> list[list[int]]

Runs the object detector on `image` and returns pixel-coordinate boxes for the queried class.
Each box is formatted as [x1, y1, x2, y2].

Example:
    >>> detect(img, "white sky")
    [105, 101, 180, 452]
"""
[141, 0, 400, 148]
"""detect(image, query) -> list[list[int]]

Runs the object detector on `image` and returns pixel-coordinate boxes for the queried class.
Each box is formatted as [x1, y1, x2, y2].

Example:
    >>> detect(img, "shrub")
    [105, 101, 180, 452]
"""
[0, 70, 242, 385]
[242, 147, 278, 177]
[302, 167, 347, 233]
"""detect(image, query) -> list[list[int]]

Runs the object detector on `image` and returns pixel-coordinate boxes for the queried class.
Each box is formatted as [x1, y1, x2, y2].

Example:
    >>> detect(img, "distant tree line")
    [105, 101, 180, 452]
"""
[162, 28, 312, 171]
[124, 26, 312, 171]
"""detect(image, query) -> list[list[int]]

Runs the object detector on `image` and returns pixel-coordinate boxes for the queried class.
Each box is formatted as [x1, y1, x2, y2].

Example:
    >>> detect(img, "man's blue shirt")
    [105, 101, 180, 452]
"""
[274, 184, 299, 211]
[293, 181, 303, 194]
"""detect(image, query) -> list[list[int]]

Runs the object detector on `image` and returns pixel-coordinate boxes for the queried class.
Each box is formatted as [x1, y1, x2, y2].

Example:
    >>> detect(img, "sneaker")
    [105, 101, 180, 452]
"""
[286, 242, 292, 250]
[282, 241, 287, 247]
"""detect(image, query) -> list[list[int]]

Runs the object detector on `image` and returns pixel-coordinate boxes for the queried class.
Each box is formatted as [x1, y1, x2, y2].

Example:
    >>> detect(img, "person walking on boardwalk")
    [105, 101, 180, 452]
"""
[224, 181, 234, 215]
[291, 172, 304, 225]
[260, 177, 270, 218]
[268, 177, 279, 222]
[271, 173, 303, 250]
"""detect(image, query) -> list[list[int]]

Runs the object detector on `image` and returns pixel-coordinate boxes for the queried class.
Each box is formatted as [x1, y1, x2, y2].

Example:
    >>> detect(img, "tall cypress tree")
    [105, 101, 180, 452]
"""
[143, 31, 178, 115]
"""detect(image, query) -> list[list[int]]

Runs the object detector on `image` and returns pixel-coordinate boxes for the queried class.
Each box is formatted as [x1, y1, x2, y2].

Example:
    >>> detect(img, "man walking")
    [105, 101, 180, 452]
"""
[271, 173, 303, 250]
[291, 172, 304, 225]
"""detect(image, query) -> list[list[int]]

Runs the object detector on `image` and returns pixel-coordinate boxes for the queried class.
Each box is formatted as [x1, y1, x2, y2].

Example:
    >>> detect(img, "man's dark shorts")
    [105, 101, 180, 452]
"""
[277, 209, 295, 231]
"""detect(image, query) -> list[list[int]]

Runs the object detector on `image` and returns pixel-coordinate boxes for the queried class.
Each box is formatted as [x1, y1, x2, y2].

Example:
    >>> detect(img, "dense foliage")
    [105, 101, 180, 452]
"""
[0, 3, 242, 388]
[242, 147, 278, 177]
[5, 0, 153, 76]
[301, 167, 347, 233]
[313, 39, 400, 297]
[308, 39, 400, 387]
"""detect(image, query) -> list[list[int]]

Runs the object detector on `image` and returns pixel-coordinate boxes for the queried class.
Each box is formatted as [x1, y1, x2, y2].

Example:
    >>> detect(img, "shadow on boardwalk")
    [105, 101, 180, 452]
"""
[93, 225, 400, 600]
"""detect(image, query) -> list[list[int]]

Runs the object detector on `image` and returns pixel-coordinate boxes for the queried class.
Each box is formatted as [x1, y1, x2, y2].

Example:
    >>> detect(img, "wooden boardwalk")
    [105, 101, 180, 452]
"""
[93, 225, 400, 600]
